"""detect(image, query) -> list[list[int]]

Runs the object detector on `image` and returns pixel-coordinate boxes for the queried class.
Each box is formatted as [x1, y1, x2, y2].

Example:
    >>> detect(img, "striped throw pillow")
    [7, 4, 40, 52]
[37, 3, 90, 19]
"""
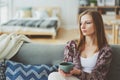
[5, 60, 58, 80]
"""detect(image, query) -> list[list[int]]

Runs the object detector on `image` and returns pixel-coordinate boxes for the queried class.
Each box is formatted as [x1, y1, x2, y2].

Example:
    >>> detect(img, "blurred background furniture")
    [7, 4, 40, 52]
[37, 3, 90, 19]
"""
[0, 7, 61, 39]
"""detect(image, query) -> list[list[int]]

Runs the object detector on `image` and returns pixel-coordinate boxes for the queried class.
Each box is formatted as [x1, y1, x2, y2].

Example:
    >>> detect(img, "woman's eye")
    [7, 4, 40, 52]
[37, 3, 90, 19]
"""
[86, 22, 92, 24]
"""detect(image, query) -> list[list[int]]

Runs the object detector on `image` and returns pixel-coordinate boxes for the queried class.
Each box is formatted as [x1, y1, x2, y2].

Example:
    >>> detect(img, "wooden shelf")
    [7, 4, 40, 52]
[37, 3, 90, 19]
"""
[79, 6, 120, 8]
[79, 6, 120, 19]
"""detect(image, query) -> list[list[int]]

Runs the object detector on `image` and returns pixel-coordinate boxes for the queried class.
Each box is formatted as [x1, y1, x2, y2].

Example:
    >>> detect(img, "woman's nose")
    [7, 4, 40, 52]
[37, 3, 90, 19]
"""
[81, 23, 85, 29]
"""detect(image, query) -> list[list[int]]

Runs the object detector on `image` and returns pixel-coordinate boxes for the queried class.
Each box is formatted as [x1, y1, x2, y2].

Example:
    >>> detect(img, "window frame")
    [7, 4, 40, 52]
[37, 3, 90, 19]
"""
[0, 0, 13, 24]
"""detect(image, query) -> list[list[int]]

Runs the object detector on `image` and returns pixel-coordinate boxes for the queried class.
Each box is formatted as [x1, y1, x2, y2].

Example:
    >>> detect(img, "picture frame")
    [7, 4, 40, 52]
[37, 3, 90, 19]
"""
[97, 0, 105, 6]
[105, 0, 115, 6]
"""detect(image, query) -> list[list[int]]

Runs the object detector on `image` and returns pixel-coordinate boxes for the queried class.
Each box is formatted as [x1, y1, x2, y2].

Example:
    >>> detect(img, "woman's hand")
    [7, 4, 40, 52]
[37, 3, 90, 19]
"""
[58, 68, 72, 77]
[70, 68, 81, 75]
[58, 68, 81, 77]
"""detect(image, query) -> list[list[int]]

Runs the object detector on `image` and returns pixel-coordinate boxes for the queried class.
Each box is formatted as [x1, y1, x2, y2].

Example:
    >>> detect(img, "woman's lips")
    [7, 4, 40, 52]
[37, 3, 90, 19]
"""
[82, 29, 87, 33]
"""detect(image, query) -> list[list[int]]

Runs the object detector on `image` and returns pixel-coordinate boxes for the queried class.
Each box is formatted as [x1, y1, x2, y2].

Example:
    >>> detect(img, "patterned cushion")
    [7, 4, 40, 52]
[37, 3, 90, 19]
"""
[0, 60, 6, 80]
[5, 60, 58, 80]
[15, 7, 32, 19]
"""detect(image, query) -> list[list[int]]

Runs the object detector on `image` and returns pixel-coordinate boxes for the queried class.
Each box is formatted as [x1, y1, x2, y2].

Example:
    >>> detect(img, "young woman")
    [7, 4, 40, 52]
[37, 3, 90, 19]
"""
[48, 10, 112, 80]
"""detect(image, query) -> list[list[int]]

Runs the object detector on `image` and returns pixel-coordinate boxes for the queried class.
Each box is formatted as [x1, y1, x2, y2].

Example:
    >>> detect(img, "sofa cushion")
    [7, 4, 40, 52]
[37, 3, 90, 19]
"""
[107, 45, 120, 80]
[5, 60, 58, 80]
[11, 43, 65, 65]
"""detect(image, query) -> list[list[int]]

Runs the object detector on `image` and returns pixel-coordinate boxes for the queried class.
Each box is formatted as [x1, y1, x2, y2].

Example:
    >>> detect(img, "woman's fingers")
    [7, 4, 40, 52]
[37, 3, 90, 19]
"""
[70, 68, 81, 75]
[58, 69, 72, 77]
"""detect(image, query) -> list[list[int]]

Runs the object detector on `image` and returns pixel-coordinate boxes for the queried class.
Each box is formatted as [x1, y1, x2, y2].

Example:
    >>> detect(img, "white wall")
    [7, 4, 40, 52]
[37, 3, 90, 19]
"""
[13, 0, 79, 29]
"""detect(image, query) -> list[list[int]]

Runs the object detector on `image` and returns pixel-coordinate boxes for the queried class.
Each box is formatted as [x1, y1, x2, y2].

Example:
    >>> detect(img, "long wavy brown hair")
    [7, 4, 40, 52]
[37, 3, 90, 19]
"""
[78, 9, 108, 52]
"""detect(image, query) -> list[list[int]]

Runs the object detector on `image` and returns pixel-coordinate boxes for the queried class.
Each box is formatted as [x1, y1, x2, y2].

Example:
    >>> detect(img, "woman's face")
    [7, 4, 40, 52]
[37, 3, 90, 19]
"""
[80, 14, 95, 36]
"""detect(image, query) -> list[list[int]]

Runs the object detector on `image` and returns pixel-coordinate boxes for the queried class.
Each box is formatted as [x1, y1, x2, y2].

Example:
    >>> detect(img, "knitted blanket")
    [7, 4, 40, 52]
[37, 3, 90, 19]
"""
[0, 33, 31, 60]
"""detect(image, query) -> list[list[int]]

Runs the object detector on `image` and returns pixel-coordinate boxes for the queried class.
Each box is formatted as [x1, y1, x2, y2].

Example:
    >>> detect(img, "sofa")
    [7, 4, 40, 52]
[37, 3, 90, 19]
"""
[6, 43, 120, 80]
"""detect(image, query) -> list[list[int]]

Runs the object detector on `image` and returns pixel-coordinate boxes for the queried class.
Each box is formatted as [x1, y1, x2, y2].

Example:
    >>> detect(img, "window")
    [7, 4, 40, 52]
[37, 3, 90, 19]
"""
[0, 0, 12, 24]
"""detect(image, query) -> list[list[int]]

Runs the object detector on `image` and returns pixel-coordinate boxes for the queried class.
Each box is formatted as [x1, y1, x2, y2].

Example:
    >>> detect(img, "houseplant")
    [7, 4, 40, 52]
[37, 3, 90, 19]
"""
[89, 0, 97, 6]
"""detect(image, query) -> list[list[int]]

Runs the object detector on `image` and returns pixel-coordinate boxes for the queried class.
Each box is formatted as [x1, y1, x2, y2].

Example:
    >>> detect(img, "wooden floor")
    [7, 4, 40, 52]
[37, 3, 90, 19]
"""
[30, 28, 80, 44]
[0, 27, 118, 44]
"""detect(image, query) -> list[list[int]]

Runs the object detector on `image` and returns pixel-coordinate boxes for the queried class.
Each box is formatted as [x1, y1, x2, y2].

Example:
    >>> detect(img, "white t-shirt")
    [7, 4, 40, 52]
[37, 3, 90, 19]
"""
[80, 52, 99, 73]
